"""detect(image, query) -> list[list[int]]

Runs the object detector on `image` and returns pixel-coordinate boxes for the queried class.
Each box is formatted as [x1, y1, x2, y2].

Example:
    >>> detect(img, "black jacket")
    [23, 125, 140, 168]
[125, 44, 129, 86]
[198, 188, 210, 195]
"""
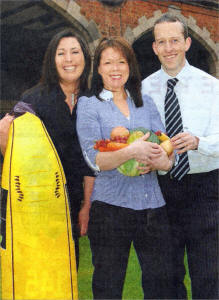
[17, 84, 94, 213]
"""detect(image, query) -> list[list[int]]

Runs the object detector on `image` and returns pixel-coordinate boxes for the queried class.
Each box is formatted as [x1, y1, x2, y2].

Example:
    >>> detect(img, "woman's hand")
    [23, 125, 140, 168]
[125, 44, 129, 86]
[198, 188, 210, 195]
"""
[136, 163, 152, 175]
[148, 146, 174, 171]
[129, 132, 162, 164]
[79, 176, 94, 236]
[78, 204, 90, 236]
[0, 114, 14, 155]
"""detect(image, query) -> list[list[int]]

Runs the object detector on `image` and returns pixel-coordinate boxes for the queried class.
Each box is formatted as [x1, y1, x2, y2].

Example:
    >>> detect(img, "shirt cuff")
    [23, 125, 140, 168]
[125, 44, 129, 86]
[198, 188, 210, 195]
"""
[83, 150, 100, 173]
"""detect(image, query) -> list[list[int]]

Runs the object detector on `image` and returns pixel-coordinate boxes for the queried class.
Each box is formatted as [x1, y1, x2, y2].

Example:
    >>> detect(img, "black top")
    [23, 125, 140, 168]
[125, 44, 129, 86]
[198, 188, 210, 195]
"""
[16, 84, 94, 214]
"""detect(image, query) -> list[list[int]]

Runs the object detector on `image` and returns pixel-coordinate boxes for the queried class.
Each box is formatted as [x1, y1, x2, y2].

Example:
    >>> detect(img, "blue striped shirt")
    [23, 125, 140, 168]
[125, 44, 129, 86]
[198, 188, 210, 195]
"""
[76, 89, 166, 210]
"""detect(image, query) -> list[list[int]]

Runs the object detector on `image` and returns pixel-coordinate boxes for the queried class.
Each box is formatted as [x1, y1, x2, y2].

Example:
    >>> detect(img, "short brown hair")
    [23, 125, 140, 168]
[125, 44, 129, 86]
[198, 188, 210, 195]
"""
[153, 13, 189, 40]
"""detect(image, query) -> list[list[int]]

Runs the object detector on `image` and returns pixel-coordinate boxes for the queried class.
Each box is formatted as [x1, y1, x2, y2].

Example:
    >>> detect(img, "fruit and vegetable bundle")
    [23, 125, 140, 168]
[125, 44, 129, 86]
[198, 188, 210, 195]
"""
[94, 126, 173, 176]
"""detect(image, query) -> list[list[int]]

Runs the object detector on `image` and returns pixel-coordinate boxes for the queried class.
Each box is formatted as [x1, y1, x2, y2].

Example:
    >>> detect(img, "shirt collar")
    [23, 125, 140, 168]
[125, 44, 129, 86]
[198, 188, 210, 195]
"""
[99, 88, 113, 101]
[160, 60, 191, 86]
[99, 88, 131, 101]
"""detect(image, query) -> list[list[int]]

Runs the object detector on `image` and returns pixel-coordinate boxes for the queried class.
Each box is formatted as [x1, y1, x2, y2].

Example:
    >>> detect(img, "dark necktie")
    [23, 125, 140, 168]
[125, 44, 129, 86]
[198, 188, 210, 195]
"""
[165, 78, 190, 180]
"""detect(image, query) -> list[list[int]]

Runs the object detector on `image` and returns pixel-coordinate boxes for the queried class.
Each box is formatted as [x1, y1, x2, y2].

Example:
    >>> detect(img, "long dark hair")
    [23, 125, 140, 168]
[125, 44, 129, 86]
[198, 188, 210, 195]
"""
[90, 36, 143, 107]
[40, 28, 91, 96]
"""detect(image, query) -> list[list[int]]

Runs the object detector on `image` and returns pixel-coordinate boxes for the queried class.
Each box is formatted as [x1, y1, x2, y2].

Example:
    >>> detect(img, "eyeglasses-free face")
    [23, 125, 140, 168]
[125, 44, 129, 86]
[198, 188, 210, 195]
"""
[55, 37, 85, 85]
[152, 21, 191, 76]
[98, 47, 130, 92]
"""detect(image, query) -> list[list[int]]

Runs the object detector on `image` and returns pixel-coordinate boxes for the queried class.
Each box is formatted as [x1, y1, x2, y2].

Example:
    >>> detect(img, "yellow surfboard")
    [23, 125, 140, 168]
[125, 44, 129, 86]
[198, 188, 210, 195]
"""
[0, 112, 78, 300]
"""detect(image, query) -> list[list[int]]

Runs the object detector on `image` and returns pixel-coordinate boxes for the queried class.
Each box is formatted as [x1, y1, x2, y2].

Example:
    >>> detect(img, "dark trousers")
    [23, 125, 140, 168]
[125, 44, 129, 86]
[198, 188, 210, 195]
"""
[70, 208, 80, 269]
[158, 169, 219, 299]
[68, 188, 82, 270]
[88, 201, 176, 299]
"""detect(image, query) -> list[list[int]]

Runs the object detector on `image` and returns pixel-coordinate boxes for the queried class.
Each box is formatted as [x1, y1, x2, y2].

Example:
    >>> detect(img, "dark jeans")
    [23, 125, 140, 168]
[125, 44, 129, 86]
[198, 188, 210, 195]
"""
[88, 201, 176, 299]
[158, 169, 219, 299]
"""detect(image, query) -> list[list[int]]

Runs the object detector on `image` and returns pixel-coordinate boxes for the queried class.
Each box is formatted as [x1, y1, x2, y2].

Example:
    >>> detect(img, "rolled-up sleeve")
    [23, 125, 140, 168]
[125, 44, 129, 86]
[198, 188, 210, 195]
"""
[76, 96, 102, 172]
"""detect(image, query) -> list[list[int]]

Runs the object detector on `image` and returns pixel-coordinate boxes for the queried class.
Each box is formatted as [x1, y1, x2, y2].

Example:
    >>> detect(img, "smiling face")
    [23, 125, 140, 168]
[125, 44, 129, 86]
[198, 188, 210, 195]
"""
[55, 37, 85, 85]
[152, 21, 191, 76]
[98, 47, 129, 92]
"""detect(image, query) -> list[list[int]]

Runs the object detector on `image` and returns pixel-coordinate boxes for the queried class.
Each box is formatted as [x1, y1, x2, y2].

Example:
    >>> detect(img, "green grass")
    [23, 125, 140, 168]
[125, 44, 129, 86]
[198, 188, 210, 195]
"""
[78, 236, 192, 299]
[0, 236, 191, 300]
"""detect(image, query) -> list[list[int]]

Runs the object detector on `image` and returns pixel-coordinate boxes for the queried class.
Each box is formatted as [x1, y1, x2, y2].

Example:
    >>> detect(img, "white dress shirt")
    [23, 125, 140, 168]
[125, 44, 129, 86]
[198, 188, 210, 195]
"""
[142, 60, 219, 174]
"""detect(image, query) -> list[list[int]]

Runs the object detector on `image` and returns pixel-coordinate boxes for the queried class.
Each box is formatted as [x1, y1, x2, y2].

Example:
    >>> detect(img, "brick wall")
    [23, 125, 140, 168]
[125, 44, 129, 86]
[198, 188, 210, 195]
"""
[76, 0, 218, 42]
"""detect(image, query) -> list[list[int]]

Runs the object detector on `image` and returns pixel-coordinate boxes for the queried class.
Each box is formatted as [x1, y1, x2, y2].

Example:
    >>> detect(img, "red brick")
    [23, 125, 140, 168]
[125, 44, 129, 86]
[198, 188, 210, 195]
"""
[75, 0, 218, 42]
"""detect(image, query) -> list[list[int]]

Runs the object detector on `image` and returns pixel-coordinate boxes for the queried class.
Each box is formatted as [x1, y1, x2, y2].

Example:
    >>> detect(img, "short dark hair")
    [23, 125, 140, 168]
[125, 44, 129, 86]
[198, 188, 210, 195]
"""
[90, 36, 143, 107]
[153, 13, 189, 40]
[40, 28, 91, 96]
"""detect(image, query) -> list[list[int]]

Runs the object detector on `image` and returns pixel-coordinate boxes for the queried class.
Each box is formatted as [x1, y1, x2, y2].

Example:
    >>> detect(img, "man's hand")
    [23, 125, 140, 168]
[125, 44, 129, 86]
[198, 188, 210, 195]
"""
[171, 132, 199, 154]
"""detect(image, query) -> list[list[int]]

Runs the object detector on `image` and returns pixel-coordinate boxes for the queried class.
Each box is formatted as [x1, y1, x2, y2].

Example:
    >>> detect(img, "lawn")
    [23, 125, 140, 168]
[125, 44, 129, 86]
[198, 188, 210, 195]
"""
[0, 235, 191, 299]
[78, 236, 192, 299]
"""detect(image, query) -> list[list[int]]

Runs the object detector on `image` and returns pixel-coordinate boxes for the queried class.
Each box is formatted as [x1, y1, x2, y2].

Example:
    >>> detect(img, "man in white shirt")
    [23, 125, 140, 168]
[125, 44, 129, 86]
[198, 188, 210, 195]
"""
[142, 13, 219, 299]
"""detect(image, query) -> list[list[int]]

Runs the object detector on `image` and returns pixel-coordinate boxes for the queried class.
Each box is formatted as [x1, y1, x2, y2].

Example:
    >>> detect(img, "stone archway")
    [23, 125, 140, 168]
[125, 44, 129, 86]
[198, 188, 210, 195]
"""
[1, 0, 101, 113]
[124, 9, 219, 78]
[44, 0, 100, 53]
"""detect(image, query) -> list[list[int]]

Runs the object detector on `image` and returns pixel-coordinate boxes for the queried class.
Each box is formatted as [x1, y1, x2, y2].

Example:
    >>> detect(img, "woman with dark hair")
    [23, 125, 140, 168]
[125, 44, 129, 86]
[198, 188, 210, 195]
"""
[91, 37, 143, 107]
[40, 28, 91, 95]
[76, 36, 176, 299]
[0, 28, 95, 267]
